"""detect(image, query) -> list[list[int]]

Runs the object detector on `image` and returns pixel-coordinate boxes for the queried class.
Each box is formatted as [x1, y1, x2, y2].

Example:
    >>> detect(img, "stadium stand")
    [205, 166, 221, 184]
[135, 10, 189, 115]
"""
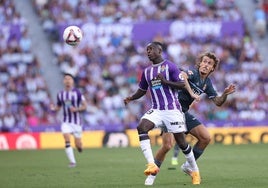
[0, 0, 56, 132]
[1, 0, 267, 132]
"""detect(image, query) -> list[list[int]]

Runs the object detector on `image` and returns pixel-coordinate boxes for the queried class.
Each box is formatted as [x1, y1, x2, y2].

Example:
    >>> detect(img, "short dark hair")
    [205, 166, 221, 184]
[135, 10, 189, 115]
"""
[64, 73, 75, 79]
[151, 41, 163, 50]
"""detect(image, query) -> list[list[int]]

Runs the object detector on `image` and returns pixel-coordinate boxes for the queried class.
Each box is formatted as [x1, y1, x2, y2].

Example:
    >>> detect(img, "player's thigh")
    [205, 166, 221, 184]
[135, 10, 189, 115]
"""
[141, 109, 164, 128]
[71, 124, 82, 138]
[162, 110, 186, 133]
[184, 112, 201, 133]
[190, 124, 210, 142]
[61, 123, 72, 141]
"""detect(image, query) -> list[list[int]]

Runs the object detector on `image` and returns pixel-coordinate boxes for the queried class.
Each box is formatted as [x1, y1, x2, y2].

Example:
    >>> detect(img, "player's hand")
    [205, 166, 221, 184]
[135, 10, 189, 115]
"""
[157, 73, 167, 84]
[224, 84, 236, 95]
[179, 71, 189, 80]
[187, 70, 193, 75]
[124, 97, 132, 106]
[191, 93, 201, 101]
[69, 106, 77, 112]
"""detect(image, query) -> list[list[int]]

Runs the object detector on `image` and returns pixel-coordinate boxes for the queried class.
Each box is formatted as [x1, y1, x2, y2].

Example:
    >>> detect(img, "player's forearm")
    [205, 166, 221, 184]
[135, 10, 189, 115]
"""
[183, 79, 194, 96]
[129, 89, 146, 100]
[77, 102, 87, 112]
[163, 80, 185, 90]
[213, 93, 227, 106]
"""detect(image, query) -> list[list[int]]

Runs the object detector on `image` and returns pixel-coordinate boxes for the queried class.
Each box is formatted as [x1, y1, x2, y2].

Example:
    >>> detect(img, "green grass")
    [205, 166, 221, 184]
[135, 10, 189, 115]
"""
[0, 144, 268, 188]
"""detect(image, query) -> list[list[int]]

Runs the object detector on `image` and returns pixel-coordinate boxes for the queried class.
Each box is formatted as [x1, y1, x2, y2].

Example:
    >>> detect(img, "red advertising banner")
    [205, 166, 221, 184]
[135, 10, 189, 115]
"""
[0, 133, 40, 150]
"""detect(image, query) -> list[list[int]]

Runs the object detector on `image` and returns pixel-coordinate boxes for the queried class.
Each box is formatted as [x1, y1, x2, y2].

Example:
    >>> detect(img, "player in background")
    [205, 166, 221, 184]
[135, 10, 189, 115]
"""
[50, 73, 87, 167]
[124, 42, 201, 185]
[145, 52, 236, 185]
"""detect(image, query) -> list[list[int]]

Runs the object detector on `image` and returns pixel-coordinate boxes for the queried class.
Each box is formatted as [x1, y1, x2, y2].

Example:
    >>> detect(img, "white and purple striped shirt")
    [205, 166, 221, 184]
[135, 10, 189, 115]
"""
[139, 60, 183, 111]
[57, 88, 85, 125]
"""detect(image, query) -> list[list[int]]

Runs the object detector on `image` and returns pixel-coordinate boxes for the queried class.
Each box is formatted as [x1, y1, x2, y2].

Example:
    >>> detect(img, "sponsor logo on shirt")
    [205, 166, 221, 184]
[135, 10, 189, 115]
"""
[151, 78, 162, 89]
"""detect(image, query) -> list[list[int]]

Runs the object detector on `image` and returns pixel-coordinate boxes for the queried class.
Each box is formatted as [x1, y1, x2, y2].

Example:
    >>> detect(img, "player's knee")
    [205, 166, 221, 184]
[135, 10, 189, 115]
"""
[163, 142, 173, 151]
[137, 125, 146, 134]
[137, 124, 150, 134]
[137, 119, 154, 134]
[200, 134, 211, 146]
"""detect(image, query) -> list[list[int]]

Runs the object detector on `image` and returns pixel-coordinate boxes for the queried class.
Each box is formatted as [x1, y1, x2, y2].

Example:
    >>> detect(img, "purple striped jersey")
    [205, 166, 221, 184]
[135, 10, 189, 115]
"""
[139, 60, 183, 110]
[56, 88, 85, 125]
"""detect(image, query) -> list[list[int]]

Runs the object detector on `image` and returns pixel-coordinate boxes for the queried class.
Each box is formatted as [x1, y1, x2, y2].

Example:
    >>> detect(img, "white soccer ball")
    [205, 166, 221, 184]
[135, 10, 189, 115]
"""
[63, 25, 83, 46]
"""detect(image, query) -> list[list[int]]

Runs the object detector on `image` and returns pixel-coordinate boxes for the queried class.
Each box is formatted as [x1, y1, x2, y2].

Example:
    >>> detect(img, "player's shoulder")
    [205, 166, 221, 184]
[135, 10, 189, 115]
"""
[184, 68, 198, 77]
[205, 77, 213, 85]
[57, 90, 64, 95]
[165, 59, 175, 65]
[190, 69, 198, 75]
[165, 59, 179, 69]
[72, 88, 83, 94]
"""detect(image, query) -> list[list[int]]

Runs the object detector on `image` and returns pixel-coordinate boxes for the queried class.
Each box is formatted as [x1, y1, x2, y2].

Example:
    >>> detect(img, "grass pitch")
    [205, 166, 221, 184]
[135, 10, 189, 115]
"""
[0, 144, 267, 188]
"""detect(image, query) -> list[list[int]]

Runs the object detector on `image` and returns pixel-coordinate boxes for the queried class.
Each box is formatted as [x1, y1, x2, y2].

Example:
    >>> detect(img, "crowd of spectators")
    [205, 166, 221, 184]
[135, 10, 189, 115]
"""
[1, 0, 267, 132]
[0, 0, 55, 132]
[30, 0, 268, 131]
[253, 0, 268, 38]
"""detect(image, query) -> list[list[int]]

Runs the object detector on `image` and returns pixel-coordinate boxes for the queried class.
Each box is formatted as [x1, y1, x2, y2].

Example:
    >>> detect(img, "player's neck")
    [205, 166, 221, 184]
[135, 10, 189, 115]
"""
[199, 72, 209, 80]
[65, 86, 73, 91]
[153, 57, 164, 65]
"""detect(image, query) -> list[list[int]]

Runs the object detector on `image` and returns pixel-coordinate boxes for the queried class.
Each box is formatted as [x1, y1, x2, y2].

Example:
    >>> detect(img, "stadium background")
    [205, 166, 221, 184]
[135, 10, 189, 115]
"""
[0, 0, 267, 150]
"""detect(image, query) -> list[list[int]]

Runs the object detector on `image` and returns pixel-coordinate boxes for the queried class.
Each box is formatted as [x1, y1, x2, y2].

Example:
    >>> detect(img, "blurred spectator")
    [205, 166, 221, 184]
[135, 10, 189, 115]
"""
[0, 0, 55, 132]
[2, 112, 16, 132]
[254, 3, 267, 38]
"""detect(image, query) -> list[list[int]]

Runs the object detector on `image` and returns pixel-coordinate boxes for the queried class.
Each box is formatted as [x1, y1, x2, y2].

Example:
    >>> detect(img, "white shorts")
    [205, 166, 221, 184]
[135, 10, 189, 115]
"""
[61, 122, 82, 138]
[141, 109, 186, 133]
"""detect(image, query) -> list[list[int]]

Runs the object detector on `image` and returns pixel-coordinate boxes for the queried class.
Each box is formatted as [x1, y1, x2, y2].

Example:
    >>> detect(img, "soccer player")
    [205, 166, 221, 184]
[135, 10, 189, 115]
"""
[50, 73, 87, 167]
[124, 42, 201, 185]
[145, 52, 236, 185]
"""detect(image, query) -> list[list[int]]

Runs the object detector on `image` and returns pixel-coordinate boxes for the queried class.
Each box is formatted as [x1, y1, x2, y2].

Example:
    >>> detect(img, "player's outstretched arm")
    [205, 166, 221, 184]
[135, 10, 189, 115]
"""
[212, 84, 236, 106]
[124, 89, 146, 105]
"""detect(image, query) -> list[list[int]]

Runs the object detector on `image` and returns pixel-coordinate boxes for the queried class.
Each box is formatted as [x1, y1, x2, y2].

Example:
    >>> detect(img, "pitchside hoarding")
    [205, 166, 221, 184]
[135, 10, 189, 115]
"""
[1, 127, 268, 150]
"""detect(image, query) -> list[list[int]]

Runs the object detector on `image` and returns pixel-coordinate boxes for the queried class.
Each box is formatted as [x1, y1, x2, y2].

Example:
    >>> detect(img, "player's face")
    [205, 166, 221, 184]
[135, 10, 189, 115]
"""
[63, 75, 74, 89]
[199, 56, 215, 76]
[146, 43, 160, 62]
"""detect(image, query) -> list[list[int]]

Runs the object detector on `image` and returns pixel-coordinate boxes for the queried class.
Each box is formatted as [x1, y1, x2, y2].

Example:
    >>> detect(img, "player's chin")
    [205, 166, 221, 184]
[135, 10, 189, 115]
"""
[200, 70, 209, 75]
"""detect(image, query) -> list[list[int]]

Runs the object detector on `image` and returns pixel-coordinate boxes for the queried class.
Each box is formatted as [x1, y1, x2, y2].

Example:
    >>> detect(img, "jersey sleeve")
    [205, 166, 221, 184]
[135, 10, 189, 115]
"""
[138, 71, 148, 91]
[205, 79, 218, 99]
[187, 69, 195, 80]
[56, 92, 62, 106]
[75, 88, 84, 105]
[169, 63, 181, 82]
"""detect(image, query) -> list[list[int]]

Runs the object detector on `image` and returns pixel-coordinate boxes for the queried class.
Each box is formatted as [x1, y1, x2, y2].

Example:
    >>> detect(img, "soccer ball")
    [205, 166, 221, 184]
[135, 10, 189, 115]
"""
[63, 25, 83, 46]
